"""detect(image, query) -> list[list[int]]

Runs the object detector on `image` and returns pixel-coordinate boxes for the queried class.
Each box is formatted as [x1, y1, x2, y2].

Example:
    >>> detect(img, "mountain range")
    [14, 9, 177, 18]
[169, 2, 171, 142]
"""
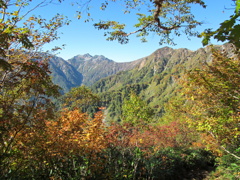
[49, 44, 232, 120]
[49, 53, 142, 93]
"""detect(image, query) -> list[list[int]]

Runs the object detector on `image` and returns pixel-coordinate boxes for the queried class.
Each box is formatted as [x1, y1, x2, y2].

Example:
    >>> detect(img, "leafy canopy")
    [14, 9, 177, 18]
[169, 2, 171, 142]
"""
[78, 0, 206, 45]
[0, 0, 68, 177]
[121, 92, 154, 126]
[60, 85, 100, 114]
[181, 47, 240, 159]
[201, 0, 240, 48]
[0, 0, 69, 70]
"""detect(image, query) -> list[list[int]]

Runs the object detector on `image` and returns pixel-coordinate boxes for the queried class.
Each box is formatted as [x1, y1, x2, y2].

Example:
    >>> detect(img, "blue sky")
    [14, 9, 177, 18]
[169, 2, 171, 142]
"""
[34, 0, 235, 62]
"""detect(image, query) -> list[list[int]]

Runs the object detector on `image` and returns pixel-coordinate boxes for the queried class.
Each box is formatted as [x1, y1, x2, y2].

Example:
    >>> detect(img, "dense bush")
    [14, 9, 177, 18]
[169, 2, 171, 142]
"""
[0, 113, 215, 180]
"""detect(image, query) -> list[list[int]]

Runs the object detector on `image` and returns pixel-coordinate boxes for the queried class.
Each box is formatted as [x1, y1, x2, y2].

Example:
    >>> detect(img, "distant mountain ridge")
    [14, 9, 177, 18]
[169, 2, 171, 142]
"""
[68, 54, 142, 86]
[49, 53, 142, 92]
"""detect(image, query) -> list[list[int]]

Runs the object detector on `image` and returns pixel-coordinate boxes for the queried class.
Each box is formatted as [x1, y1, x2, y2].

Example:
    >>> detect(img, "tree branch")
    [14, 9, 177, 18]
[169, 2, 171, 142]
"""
[125, 22, 152, 36]
[220, 145, 240, 160]
[208, 131, 240, 160]
[153, 0, 180, 31]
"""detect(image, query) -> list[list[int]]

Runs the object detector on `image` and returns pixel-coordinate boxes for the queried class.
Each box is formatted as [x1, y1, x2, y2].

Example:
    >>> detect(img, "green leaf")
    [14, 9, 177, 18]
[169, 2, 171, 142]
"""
[236, 0, 240, 14]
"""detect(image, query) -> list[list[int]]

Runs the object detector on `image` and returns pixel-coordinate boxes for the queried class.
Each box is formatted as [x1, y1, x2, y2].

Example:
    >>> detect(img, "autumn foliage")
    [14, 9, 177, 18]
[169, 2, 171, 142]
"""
[181, 47, 240, 158]
[106, 121, 193, 152]
[45, 109, 106, 156]
[2, 1, 239, 179]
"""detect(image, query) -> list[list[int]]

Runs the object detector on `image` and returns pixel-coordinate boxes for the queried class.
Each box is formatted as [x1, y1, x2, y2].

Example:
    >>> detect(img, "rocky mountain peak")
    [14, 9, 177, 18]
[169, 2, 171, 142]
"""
[83, 53, 92, 57]
[153, 46, 174, 57]
[91, 55, 113, 62]
[69, 53, 93, 62]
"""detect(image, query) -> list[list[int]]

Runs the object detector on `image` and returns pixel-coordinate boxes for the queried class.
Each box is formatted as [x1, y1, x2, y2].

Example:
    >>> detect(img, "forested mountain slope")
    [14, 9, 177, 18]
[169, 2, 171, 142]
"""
[91, 44, 232, 121]
[49, 56, 83, 93]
